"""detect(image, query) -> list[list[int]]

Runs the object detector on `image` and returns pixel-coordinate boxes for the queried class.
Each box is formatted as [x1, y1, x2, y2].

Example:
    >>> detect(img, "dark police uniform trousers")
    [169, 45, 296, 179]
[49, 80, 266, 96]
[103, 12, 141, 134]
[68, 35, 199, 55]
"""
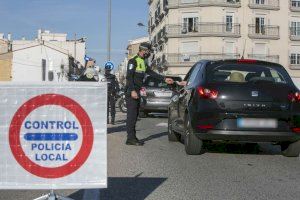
[126, 55, 164, 140]
[105, 72, 119, 123]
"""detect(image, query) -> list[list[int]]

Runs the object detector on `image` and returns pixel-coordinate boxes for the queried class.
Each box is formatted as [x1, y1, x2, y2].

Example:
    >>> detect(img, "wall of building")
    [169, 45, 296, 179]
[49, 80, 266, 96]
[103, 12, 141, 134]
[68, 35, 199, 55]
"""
[0, 53, 12, 81]
[12, 45, 70, 82]
[149, 0, 300, 77]
[0, 40, 8, 54]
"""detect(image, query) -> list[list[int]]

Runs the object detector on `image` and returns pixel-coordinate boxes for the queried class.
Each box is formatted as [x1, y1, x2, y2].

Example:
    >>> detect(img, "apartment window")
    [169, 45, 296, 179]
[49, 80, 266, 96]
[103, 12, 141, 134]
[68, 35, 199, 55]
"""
[292, 0, 300, 7]
[291, 53, 300, 64]
[157, 1, 161, 15]
[254, 43, 267, 55]
[42, 59, 46, 81]
[255, 17, 265, 34]
[180, 41, 199, 62]
[291, 21, 300, 35]
[224, 42, 235, 55]
[182, 17, 198, 33]
[226, 15, 233, 32]
[255, 0, 265, 4]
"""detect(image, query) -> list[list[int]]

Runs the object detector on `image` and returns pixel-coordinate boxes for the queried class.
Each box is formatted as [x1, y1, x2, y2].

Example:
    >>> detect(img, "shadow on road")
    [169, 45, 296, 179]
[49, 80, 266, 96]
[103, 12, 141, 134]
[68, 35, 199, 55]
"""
[141, 132, 167, 143]
[69, 177, 167, 200]
[202, 142, 282, 155]
[107, 124, 127, 134]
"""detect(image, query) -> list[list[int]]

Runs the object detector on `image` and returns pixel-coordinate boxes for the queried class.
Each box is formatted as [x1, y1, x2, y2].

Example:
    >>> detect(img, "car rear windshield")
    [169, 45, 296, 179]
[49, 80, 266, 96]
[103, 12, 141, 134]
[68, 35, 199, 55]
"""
[207, 64, 291, 84]
[144, 76, 182, 88]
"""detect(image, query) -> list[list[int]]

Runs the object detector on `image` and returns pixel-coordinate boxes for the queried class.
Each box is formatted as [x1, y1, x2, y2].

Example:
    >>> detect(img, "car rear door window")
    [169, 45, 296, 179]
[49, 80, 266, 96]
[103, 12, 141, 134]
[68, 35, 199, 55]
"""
[207, 64, 290, 85]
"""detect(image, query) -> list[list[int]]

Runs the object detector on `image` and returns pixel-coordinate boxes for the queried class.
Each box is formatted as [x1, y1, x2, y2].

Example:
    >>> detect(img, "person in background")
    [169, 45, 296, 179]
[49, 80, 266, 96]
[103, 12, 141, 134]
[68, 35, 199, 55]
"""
[104, 65, 119, 125]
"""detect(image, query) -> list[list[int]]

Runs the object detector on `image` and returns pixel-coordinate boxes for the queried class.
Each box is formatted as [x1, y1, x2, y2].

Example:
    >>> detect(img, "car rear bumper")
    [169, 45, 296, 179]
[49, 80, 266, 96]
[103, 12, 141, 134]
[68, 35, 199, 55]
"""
[140, 98, 170, 112]
[195, 130, 300, 143]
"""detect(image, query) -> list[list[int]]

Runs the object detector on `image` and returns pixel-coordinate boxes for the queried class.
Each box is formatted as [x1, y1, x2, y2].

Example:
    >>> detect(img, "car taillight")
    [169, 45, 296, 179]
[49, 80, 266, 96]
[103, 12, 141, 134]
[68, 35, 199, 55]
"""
[197, 125, 214, 130]
[288, 92, 300, 102]
[292, 127, 300, 133]
[140, 87, 147, 97]
[197, 87, 218, 99]
[237, 59, 257, 64]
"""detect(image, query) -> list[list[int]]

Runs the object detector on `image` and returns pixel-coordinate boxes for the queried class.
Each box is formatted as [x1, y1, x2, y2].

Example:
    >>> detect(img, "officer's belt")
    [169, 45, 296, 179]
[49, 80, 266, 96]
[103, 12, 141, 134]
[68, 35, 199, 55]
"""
[135, 70, 145, 74]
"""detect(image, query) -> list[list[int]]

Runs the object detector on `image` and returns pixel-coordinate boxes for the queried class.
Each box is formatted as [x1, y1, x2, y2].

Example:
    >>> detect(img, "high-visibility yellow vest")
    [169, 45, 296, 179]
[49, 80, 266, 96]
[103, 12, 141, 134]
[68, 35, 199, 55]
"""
[135, 57, 146, 73]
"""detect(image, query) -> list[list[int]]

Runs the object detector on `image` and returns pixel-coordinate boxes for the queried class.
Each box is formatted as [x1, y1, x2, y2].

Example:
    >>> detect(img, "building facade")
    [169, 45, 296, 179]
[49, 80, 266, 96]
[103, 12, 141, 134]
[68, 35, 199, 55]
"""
[0, 30, 86, 82]
[148, 0, 300, 78]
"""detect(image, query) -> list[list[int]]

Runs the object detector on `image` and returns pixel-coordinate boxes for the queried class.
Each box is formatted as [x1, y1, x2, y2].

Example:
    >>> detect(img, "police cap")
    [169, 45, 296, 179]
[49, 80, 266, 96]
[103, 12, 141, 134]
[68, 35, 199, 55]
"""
[139, 42, 152, 52]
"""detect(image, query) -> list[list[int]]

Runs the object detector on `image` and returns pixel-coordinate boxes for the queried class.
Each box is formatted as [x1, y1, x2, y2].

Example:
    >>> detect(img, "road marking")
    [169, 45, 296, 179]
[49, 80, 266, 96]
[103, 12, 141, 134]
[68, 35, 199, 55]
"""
[156, 123, 168, 127]
[82, 189, 100, 200]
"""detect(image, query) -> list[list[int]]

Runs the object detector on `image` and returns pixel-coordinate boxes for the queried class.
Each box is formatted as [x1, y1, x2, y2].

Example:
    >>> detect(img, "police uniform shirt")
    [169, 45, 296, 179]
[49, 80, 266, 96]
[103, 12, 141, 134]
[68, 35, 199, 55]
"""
[126, 55, 164, 93]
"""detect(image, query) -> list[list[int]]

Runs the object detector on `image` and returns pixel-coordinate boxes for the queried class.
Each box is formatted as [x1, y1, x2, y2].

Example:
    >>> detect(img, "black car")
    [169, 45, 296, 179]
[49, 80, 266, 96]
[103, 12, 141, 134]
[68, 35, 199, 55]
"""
[168, 59, 300, 157]
[139, 75, 182, 117]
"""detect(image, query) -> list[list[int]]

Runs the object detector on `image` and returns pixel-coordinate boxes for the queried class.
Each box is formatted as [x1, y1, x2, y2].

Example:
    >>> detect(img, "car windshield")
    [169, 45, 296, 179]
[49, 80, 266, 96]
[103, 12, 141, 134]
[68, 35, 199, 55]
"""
[207, 64, 291, 84]
[144, 76, 182, 88]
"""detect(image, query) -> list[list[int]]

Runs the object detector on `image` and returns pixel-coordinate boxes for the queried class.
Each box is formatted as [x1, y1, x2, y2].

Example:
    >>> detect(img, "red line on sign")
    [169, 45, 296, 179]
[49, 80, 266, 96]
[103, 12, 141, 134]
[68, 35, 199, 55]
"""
[9, 94, 94, 179]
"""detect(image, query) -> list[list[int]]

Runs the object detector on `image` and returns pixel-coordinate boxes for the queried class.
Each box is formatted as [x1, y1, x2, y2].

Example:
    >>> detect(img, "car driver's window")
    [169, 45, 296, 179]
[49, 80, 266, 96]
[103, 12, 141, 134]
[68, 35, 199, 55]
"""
[187, 63, 202, 86]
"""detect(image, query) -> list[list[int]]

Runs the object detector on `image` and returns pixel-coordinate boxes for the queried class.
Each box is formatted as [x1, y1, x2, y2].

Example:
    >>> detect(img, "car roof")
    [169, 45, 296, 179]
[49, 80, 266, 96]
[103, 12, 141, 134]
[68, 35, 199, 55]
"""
[198, 59, 284, 69]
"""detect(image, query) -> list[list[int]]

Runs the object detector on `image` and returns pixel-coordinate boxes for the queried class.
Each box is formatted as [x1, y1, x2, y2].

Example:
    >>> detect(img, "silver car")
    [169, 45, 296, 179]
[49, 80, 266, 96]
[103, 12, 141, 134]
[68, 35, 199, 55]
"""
[139, 76, 182, 117]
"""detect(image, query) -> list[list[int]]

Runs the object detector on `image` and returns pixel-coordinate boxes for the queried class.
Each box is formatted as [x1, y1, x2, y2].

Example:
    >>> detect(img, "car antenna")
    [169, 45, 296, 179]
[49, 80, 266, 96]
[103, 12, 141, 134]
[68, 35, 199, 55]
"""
[241, 39, 247, 59]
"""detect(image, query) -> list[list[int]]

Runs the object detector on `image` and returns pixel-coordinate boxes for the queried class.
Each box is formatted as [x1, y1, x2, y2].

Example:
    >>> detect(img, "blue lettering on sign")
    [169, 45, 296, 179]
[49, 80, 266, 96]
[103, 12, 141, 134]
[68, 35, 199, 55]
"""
[24, 120, 80, 162]
[24, 121, 79, 130]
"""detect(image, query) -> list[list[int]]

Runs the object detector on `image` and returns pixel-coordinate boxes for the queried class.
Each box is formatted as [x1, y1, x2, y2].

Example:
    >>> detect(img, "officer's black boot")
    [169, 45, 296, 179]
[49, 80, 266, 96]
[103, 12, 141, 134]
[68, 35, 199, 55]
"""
[126, 138, 144, 146]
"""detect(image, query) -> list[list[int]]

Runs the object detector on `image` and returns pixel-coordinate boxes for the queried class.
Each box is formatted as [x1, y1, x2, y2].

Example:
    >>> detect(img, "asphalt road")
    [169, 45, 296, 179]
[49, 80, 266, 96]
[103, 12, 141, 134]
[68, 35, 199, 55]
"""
[1, 112, 300, 200]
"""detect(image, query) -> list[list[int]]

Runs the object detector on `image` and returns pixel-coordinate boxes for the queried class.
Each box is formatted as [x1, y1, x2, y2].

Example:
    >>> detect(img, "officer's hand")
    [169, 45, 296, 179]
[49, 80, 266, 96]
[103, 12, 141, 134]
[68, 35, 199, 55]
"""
[165, 78, 174, 85]
[177, 81, 187, 86]
[131, 91, 139, 99]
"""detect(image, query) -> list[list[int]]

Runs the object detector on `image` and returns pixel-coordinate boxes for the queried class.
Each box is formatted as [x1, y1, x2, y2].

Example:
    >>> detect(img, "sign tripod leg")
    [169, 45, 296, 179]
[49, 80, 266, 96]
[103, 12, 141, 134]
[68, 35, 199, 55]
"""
[33, 190, 74, 200]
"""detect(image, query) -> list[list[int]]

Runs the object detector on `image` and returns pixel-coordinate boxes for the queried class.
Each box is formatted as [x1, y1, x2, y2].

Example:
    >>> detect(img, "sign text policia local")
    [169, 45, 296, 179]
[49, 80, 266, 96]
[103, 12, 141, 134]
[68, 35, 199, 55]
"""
[0, 83, 107, 190]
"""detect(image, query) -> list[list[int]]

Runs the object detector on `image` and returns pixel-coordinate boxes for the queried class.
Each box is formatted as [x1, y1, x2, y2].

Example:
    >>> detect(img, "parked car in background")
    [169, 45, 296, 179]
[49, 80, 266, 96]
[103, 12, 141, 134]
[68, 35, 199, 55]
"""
[139, 75, 182, 117]
[168, 59, 300, 157]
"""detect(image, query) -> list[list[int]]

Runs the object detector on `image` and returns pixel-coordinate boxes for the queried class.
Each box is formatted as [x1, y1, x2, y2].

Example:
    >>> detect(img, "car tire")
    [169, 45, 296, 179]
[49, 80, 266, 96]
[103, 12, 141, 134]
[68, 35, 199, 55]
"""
[281, 141, 300, 157]
[184, 115, 204, 155]
[139, 111, 148, 118]
[168, 113, 180, 142]
[118, 99, 127, 113]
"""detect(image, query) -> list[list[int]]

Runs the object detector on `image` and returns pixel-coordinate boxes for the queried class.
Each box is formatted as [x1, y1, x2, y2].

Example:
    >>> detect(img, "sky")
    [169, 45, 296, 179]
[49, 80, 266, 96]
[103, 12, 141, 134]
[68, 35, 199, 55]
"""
[0, 0, 149, 67]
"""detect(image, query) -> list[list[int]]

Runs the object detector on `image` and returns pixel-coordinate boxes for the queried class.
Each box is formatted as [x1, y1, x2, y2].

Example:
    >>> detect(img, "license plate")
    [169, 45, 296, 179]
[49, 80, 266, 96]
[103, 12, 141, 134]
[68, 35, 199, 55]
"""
[237, 118, 278, 129]
[154, 91, 172, 97]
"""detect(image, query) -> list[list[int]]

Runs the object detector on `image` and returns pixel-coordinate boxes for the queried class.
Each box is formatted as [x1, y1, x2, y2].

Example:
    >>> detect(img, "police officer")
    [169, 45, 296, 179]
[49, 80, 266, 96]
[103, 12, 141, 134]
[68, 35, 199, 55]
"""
[125, 42, 174, 146]
[104, 65, 119, 125]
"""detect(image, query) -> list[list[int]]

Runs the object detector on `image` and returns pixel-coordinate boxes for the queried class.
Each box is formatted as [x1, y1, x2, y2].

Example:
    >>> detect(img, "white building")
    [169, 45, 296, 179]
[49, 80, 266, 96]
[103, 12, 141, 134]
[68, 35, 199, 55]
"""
[3, 30, 86, 82]
[148, 0, 300, 79]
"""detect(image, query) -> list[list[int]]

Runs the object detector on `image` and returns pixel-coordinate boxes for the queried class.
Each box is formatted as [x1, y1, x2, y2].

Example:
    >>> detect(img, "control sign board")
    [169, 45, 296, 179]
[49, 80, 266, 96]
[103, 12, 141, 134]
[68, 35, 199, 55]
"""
[0, 83, 107, 190]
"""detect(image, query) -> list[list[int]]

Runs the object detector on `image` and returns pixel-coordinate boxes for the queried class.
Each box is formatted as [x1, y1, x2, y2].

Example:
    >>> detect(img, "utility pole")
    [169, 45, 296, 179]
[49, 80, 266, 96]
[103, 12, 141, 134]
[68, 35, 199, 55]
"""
[74, 33, 77, 61]
[107, 0, 112, 61]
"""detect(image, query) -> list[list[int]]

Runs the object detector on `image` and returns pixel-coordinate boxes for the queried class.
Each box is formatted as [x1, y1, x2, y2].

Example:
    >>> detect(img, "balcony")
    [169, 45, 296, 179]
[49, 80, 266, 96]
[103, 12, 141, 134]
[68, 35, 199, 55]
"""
[248, 0, 280, 10]
[248, 54, 280, 63]
[163, 52, 240, 67]
[166, 23, 241, 38]
[248, 25, 280, 40]
[168, 0, 241, 9]
[290, 0, 300, 12]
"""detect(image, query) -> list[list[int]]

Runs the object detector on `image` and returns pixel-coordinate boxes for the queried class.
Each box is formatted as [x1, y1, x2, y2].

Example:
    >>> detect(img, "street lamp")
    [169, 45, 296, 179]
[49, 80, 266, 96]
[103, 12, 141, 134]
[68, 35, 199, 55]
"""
[137, 22, 145, 27]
